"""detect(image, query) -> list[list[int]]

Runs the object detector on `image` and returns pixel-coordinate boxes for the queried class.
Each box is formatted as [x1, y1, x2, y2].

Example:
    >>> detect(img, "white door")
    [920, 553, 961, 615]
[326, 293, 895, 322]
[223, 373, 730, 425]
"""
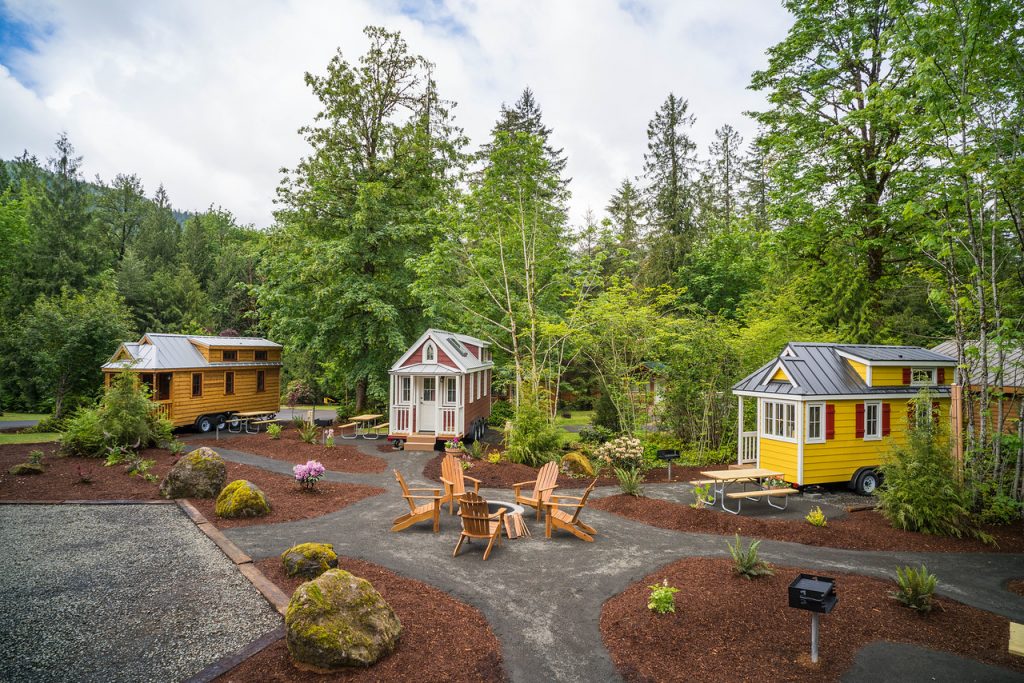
[419, 377, 437, 432]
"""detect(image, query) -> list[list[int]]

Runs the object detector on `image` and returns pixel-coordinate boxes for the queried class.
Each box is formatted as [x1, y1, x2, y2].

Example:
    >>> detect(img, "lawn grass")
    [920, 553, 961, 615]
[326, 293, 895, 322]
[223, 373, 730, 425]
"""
[0, 412, 49, 422]
[555, 410, 594, 427]
[0, 432, 60, 445]
[558, 431, 581, 446]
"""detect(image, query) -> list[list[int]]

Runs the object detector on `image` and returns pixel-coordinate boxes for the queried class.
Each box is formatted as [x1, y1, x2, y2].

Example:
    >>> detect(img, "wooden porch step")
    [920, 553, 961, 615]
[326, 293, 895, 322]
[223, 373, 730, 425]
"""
[403, 434, 438, 452]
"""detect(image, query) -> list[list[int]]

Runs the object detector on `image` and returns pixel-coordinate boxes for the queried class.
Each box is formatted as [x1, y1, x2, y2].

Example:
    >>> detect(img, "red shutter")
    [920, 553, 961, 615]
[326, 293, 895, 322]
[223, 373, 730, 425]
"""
[937, 368, 945, 384]
[902, 368, 911, 384]
[855, 403, 865, 438]
[882, 402, 891, 436]
[825, 404, 835, 440]
[931, 400, 940, 425]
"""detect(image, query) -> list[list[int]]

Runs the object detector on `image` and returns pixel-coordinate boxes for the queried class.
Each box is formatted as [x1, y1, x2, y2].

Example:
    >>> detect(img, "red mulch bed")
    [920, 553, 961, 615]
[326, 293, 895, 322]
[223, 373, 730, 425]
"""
[602, 557, 1024, 682]
[1008, 579, 1024, 597]
[422, 453, 714, 489]
[195, 429, 387, 473]
[591, 494, 1024, 553]
[0, 443, 383, 529]
[217, 557, 506, 682]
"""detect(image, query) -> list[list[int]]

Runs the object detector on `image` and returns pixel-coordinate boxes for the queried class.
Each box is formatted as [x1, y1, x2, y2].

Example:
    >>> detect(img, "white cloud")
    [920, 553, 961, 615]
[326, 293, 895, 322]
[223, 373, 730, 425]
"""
[0, 0, 791, 226]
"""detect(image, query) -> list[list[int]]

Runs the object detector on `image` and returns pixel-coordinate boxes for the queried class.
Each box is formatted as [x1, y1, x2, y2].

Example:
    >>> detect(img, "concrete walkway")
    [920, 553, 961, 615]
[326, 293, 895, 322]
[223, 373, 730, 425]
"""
[215, 439, 1024, 682]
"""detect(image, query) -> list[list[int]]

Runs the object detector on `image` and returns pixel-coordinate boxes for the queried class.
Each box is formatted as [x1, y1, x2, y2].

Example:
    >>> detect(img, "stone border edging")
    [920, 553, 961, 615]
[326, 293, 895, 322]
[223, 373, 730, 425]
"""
[180, 625, 287, 683]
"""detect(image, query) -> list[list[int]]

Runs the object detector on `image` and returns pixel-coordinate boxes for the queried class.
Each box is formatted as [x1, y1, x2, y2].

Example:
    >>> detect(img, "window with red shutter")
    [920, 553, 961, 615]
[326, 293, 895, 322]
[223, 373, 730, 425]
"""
[825, 404, 835, 440]
[855, 403, 865, 438]
[937, 368, 945, 384]
[931, 401, 940, 425]
[881, 402, 890, 436]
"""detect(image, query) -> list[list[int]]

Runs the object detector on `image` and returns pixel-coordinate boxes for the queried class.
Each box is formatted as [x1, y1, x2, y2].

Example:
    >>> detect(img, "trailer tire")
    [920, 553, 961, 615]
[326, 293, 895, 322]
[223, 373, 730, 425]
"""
[853, 468, 881, 496]
[195, 415, 215, 433]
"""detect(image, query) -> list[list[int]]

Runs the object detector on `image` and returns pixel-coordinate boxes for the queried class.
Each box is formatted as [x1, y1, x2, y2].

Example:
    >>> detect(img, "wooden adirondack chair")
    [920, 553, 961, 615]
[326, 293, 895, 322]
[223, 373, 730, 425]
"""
[439, 453, 481, 515]
[453, 491, 506, 561]
[391, 470, 442, 533]
[513, 460, 559, 520]
[544, 479, 598, 542]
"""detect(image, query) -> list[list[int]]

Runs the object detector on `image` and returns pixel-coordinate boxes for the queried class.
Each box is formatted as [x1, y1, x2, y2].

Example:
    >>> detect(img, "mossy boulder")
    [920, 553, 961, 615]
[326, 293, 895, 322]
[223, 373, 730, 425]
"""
[159, 447, 226, 499]
[282, 543, 339, 579]
[286, 569, 401, 671]
[9, 462, 44, 475]
[215, 479, 271, 518]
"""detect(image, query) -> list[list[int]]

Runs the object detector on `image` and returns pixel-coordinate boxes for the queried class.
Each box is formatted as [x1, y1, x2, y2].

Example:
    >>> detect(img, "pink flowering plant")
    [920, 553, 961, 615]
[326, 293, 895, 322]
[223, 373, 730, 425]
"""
[293, 459, 326, 491]
[594, 435, 646, 472]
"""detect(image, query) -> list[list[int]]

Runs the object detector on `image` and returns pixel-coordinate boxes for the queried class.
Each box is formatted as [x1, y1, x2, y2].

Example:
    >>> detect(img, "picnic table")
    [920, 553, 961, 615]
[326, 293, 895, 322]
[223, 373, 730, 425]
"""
[229, 410, 278, 434]
[696, 468, 797, 515]
[348, 413, 385, 439]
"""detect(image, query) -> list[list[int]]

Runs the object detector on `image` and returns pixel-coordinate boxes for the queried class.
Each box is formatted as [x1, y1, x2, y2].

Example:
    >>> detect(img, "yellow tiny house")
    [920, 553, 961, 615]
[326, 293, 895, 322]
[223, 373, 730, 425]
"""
[102, 333, 282, 432]
[732, 343, 956, 494]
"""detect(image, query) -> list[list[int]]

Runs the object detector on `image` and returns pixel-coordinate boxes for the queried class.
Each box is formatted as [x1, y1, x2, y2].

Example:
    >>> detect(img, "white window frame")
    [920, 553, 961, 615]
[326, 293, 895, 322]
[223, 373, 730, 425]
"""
[476, 371, 482, 399]
[910, 367, 935, 386]
[864, 400, 881, 440]
[761, 399, 797, 443]
[806, 402, 825, 444]
[468, 373, 474, 403]
[401, 376, 411, 403]
[424, 342, 436, 363]
[484, 370, 489, 396]
[422, 377, 436, 402]
[444, 377, 457, 405]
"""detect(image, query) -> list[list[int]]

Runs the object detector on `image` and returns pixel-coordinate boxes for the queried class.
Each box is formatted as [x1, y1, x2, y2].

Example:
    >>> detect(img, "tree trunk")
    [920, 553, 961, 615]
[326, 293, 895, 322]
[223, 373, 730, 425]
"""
[355, 378, 367, 414]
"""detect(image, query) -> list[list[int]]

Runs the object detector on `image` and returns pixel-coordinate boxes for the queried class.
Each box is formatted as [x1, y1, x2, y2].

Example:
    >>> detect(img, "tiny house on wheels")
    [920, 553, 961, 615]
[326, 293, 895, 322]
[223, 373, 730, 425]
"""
[732, 343, 957, 494]
[102, 333, 282, 431]
[387, 329, 494, 451]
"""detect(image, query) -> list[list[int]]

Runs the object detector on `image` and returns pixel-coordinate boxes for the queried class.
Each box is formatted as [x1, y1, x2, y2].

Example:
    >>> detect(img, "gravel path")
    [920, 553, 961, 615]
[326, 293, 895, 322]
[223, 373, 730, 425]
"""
[0, 504, 282, 683]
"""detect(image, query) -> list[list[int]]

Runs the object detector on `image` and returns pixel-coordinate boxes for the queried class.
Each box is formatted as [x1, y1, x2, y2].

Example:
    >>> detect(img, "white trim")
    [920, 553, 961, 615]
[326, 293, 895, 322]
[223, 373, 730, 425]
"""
[468, 373, 474, 404]
[734, 390, 949, 401]
[910, 367, 936, 386]
[796, 399, 804, 484]
[863, 400, 882, 440]
[866, 365, 872, 386]
[443, 376, 457, 405]
[805, 402, 825, 444]
[390, 329, 496, 373]
[760, 398, 798, 443]
[762, 360, 798, 388]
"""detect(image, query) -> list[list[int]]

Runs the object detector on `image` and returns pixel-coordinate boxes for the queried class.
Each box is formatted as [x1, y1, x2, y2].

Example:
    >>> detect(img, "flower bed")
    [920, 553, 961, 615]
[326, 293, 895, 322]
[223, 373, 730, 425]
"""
[602, 557, 1024, 681]
[218, 557, 506, 682]
[195, 429, 386, 473]
[591, 494, 1024, 553]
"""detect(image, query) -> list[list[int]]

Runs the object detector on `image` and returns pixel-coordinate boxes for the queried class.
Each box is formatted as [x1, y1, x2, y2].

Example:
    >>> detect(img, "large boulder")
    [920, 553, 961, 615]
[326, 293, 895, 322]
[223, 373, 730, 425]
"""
[159, 447, 226, 499]
[215, 479, 271, 518]
[9, 462, 44, 475]
[286, 569, 401, 671]
[281, 543, 339, 580]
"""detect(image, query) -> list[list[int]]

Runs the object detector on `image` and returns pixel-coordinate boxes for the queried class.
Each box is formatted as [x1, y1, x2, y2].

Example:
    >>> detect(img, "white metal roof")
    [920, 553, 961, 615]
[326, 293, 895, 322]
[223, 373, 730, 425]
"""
[102, 333, 282, 371]
[188, 335, 282, 348]
[390, 363, 461, 375]
[390, 329, 494, 373]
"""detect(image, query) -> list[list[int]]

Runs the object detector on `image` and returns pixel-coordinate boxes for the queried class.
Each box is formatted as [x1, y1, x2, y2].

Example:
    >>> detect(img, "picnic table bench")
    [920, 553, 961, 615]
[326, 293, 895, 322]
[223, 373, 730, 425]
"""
[723, 487, 798, 514]
[699, 468, 795, 515]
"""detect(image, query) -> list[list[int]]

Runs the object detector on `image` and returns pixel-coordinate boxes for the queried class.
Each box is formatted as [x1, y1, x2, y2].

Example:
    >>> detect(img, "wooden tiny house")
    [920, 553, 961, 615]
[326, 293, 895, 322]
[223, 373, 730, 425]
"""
[387, 329, 494, 451]
[732, 343, 957, 494]
[102, 334, 282, 431]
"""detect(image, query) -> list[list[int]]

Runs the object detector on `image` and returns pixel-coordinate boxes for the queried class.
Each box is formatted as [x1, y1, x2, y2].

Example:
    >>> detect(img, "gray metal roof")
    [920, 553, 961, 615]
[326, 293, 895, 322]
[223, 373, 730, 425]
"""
[188, 335, 281, 348]
[933, 340, 1024, 388]
[733, 342, 954, 397]
[391, 329, 494, 373]
[102, 333, 282, 371]
[835, 344, 955, 364]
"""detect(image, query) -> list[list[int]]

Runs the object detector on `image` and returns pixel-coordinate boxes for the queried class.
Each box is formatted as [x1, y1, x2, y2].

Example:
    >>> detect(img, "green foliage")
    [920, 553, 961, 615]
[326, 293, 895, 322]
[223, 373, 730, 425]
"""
[647, 579, 681, 615]
[298, 421, 318, 445]
[615, 467, 644, 497]
[59, 408, 107, 458]
[892, 565, 938, 613]
[578, 424, 613, 446]
[727, 534, 773, 580]
[805, 506, 827, 527]
[464, 439, 488, 460]
[504, 395, 562, 467]
[487, 400, 514, 427]
[592, 393, 621, 433]
[59, 372, 171, 458]
[595, 436, 646, 473]
[167, 439, 186, 456]
[690, 483, 712, 509]
[487, 451, 502, 465]
[560, 451, 594, 477]
[27, 450, 43, 466]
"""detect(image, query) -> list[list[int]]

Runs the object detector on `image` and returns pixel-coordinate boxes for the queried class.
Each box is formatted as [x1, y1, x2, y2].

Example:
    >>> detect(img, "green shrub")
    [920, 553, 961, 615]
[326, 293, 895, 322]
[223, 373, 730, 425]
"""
[690, 483, 712, 509]
[27, 450, 44, 466]
[487, 399, 515, 427]
[561, 451, 595, 477]
[593, 393, 621, 432]
[805, 506, 827, 527]
[727, 534, 773, 579]
[615, 467, 644, 496]
[647, 579, 680, 614]
[298, 421, 318, 444]
[59, 407, 106, 457]
[60, 372, 171, 458]
[464, 439, 487, 460]
[266, 423, 283, 440]
[167, 439, 186, 456]
[578, 424, 614, 445]
[504, 395, 562, 467]
[877, 400, 991, 544]
[892, 564, 938, 613]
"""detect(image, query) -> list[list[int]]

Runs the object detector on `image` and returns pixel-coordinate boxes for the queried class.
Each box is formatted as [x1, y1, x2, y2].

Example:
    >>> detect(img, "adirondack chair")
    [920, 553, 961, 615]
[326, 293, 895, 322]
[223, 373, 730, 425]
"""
[391, 470, 442, 533]
[439, 453, 482, 515]
[513, 460, 559, 520]
[544, 479, 598, 542]
[453, 491, 506, 561]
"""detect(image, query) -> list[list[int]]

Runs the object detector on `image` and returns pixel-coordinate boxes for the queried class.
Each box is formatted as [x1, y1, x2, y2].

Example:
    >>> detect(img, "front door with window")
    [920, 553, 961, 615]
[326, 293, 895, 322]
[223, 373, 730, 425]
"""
[419, 377, 437, 431]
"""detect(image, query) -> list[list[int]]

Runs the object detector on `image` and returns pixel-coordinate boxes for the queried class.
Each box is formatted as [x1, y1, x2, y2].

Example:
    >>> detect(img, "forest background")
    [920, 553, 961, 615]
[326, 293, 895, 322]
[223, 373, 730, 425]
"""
[1, 3, 1021, 500]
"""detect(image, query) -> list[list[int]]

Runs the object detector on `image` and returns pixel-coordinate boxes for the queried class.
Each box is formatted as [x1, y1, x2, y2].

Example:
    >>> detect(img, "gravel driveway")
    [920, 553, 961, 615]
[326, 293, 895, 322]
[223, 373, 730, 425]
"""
[0, 504, 282, 683]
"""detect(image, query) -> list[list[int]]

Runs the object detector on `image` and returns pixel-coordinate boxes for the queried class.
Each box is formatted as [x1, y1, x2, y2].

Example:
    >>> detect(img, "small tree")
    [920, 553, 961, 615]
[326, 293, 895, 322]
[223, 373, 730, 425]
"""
[61, 372, 172, 457]
[504, 390, 562, 467]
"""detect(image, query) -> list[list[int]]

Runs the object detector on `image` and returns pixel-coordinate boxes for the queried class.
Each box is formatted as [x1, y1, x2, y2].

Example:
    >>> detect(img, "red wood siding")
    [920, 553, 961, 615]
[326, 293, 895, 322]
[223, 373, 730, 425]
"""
[400, 340, 457, 369]
[463, 372, 491, 431]
[466, 344, 479, 358]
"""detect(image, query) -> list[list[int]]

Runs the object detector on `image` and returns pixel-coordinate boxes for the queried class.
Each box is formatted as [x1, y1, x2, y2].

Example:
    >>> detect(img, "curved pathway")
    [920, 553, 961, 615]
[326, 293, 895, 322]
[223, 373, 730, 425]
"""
[212, 440, 1024, 682]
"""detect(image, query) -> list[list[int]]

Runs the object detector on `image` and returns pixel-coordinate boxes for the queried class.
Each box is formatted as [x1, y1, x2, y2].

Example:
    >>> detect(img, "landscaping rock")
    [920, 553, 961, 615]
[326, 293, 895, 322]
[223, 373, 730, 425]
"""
[285, 569, 401, 671]
[281, 542, 339, 579]
[215, 479, 271, 518]
[8, 463, 44, 476]
[159, 447, 226, 499]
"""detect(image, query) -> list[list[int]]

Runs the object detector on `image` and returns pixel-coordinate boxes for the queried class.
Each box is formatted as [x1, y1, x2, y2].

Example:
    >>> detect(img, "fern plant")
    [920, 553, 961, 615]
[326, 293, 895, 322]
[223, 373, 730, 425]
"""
[893, 564, 938, 613]
[562, 451, 595, 477]
[615, 467, 644, 496]
[727, 534, 773, 579]
[690, 483, 713, 509]
[805, 506, 827, 527]
[298, 421, 318, 444]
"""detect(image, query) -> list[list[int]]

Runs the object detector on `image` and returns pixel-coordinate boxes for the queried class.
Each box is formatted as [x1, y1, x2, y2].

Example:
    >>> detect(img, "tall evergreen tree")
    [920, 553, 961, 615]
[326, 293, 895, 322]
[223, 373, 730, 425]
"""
[488, 87, 570, 194]
[95, 172, 147, 264]
[605, 178, 646, 252]
[706, 124, 744, 230]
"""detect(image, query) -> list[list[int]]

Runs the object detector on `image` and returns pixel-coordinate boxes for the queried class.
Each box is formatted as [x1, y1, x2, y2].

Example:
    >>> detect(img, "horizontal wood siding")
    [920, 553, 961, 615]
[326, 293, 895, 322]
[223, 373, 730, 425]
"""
[463, 371, 491, 432]
[871, 366, 952, 387]
[168, 367, 280, 427]
[207, 348, 281, 362]
[758, 437, 798, 483]
[802, 398, 949, 485]
[848, 360, 869, 383]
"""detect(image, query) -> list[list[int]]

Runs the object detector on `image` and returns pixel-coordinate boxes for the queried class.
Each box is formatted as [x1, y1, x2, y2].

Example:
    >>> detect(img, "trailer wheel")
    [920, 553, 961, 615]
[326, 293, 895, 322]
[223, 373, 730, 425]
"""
[195, 415, 214, 433]
[854, 468, 880, 496]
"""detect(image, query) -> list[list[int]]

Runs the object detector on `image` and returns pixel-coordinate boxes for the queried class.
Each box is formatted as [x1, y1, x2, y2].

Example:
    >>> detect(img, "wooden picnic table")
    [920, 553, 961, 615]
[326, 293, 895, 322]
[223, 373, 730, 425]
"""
[698, 468, 785, 511]
[229, 410, 278, 434]
[349, 414, 384, 438]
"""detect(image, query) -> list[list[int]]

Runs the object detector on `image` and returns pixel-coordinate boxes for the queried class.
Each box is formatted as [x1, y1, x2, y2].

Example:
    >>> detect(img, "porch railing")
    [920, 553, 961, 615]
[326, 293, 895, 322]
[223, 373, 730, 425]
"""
[738, 431, 757, 465]
[153, 400, 173, 421]
[393, 406, 411, 434]
[441, 407, 457, 434]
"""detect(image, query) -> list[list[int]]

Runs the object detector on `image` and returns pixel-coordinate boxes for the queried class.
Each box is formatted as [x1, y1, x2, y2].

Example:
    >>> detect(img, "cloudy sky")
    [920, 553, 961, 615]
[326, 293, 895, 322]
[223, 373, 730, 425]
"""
[0, 0, 792, 228]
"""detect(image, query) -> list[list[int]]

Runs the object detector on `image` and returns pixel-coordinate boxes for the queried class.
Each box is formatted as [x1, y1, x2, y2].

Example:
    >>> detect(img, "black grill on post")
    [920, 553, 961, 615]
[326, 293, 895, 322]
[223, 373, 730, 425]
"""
[655, 449, 680, 481]
[788, 574, 837, 663]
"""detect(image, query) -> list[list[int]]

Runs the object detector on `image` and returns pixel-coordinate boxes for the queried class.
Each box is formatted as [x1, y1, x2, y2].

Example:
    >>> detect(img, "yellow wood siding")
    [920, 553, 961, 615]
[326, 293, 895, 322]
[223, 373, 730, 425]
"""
[758, 437, 798, 483]
[770, 368, 790, 382]
[848, 360, 869, 383]
[802, 398, 949, 485]
[207, 348, 279, 362]
[872, 367, 906, 386]
[164, 367, 280, 426]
